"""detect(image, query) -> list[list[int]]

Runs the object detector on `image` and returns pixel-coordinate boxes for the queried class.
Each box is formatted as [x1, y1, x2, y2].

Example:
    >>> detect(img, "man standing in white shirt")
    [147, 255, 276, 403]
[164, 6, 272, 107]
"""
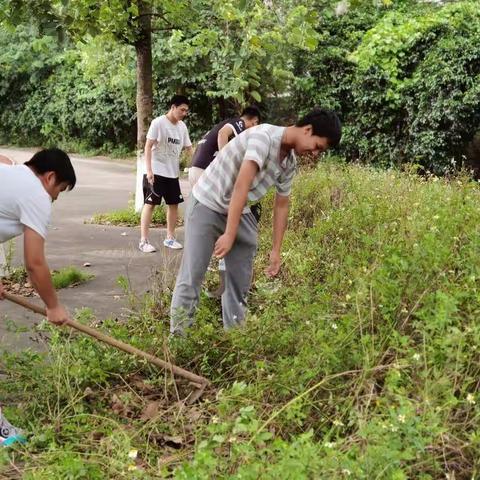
[0, 148, 76, 446]
[139, 95, 193, 253]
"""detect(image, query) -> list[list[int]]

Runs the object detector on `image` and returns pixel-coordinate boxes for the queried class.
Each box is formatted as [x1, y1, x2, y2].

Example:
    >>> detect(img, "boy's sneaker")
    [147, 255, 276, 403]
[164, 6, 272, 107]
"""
[163, 238, 183, 250]
[0, 409, 26, 447]
[138, 240, 156, 253]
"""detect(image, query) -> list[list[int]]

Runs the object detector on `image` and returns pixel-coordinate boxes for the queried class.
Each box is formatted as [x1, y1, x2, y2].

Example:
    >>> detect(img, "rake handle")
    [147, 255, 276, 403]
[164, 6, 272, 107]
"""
[3, 292, 209, 387]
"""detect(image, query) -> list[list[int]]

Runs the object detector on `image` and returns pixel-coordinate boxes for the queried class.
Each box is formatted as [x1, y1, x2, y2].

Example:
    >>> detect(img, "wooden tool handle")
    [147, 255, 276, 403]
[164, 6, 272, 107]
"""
[3, 292, 209, 387]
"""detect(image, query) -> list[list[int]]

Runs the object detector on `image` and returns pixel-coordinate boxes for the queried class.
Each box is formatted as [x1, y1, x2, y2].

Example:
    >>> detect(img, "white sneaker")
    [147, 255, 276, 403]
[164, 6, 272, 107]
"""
[163, 238, 183, 250]
[138, 240, 156, 253]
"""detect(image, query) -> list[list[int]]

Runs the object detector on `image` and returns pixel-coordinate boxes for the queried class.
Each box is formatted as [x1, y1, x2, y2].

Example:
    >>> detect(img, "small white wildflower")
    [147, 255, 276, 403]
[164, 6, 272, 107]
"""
[128, 465, 138, 471]
[345, 294, 351, 301]
[413, 353, 421, 361]
[324, 441, 336, 448]
[331, 323, 338, 330]
[305, 320, 311, 326]
[390, 425, 398, 432]
[333, 419, 344, 426]
[401, 307, 408, 314]
[398, 414, 406, 424]
[228, 436, 237, 443]
[342, 469, 351, 476]
[212, 416, 220, 424]
[128, 449, 138, 459]
[433, 215, 439, 220]
[467, 393, 476, 405]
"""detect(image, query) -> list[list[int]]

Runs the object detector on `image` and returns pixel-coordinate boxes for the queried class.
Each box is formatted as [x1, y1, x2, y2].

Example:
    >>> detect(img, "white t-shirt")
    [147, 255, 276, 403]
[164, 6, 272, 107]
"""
[145, 115, 192, 178]
[0, 164, 52, 242]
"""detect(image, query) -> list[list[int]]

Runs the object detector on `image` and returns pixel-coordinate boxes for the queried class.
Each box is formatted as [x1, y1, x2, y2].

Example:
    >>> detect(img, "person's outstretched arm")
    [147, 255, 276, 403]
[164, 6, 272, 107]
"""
[23, 227, 70, 325]
[214, 160, 258, 258]
[265, 193, 290, 277]
[217, 124, 235, 150]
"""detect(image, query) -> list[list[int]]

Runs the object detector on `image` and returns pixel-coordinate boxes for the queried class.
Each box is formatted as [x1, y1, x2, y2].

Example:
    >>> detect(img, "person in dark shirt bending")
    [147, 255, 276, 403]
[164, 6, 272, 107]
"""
[188, 106, 261, 187]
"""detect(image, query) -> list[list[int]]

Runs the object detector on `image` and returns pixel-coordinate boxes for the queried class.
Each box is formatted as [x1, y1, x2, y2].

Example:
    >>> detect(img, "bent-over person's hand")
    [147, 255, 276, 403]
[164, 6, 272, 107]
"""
[45, 304, 70, 326]
[214, 233, 235, 259]
[265, 251, 281, 278]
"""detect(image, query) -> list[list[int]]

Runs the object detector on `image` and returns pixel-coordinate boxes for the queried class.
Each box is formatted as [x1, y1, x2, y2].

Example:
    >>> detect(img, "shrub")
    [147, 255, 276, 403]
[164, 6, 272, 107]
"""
[0, 26, 136, 153]
[345, 1, 480, 172]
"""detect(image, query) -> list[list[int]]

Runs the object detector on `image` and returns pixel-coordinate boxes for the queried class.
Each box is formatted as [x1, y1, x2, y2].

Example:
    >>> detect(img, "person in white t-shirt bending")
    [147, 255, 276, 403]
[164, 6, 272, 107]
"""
[0, 148, 76, 326]
[0, 149, 76, 446]
[139, 95, 193, 253]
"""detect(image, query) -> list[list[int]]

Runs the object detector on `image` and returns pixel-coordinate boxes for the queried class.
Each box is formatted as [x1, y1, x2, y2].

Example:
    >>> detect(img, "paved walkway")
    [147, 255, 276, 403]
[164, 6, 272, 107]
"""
[0, 148, 191, 351]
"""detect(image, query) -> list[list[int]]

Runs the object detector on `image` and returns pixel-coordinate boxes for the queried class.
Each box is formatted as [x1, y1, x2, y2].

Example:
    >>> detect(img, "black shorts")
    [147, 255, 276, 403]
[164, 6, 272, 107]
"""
[143, 175, 184, 205]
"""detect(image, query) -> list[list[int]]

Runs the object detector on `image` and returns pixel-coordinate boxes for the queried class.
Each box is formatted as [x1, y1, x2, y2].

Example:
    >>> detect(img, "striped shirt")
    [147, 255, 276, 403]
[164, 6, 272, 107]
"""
[192, 124, 297, 214]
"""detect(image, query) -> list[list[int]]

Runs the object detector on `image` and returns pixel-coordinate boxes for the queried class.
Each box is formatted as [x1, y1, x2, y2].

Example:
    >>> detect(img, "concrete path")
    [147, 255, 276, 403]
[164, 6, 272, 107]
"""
[0, 147, 191, 351]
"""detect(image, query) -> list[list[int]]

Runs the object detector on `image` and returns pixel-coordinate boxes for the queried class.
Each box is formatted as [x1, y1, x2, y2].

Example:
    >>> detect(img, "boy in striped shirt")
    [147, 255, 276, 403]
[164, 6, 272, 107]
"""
[170, 109, 341, 335]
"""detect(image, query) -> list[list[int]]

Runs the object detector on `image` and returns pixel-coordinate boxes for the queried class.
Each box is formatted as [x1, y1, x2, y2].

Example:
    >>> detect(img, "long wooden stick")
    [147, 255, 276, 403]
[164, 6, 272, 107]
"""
[4, 292, 210, 388]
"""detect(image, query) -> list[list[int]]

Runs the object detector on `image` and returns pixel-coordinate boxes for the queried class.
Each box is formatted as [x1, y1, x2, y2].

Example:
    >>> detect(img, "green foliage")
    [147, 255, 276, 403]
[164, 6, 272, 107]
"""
[51, 266, 94, 289]
[89, 204, 167, 227]
[173, 160, 480, 477]
[0, 25, 136, 153]
[344, 0, 480, 171]
[290, 0, 480, 172]
[2, 265, 93, 289]
[3, 161, 480, 477]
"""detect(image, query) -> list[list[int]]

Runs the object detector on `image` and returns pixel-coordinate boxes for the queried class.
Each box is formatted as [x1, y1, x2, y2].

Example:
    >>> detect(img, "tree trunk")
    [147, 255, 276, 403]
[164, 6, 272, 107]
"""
[135, 1, 153, 152]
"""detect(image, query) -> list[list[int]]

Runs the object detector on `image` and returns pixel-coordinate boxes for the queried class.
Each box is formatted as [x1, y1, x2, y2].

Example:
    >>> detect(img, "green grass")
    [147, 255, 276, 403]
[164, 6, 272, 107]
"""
[51, 266, 94, 289]
[2, 159, 480, 478]
[3, 266, 93, 289]
[89, 205, 167, 227]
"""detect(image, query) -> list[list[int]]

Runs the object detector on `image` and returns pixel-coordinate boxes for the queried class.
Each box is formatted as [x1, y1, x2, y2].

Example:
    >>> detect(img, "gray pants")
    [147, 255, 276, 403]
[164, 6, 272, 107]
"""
[170, 197, 257, 334]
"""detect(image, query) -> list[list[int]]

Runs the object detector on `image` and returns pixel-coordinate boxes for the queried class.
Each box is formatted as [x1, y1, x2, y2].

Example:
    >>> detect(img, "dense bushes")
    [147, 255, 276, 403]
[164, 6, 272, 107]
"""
[1, 1, 480, 170]
[0, 26, 136, 153]
[345, 0, 480, 172]
[292, 0, 480, 172]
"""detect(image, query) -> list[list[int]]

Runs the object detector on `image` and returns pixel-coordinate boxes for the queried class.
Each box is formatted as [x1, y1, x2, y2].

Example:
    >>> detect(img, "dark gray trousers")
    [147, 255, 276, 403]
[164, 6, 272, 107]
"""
[170, 197, 257, 334]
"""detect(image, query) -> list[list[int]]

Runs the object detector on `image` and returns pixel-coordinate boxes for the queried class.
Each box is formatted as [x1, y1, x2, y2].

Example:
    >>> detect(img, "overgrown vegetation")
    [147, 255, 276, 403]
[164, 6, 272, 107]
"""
[89, 206, 168, 227]
[2, 160, 480, 478]
[51, 267, 94, 290]
[1, 1, 480, 174]
[2, 266, 93, 295]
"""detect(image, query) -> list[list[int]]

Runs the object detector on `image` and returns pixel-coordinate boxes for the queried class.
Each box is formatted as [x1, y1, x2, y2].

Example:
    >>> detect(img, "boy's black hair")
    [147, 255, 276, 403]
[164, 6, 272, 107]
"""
[170, 95, 190, 107]
[241, 105, 261, 121]
[24, 148, 76, 190]
[296, 108, 342, 147]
